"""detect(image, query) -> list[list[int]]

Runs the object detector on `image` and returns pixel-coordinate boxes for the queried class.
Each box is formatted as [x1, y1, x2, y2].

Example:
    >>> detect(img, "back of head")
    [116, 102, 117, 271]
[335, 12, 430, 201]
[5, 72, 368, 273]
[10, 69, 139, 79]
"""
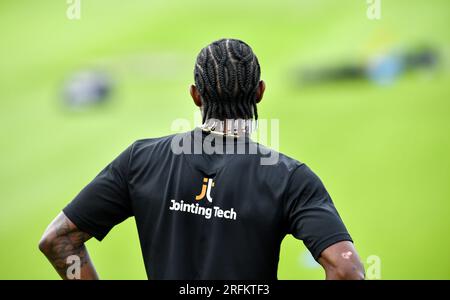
[194, 38, 261, 123]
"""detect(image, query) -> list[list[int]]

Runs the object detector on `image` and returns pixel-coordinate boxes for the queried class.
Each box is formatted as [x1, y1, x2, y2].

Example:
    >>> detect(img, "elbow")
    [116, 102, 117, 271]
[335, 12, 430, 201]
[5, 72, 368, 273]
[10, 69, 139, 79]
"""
[38, 233, 53, 255]
[38, 237, 49, 254]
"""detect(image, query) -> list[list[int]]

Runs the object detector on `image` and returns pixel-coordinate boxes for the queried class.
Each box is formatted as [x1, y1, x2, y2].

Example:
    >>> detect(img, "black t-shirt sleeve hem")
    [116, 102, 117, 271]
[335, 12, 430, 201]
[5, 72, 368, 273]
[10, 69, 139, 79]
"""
[62, 207, 108, 241]
[310, 233, 353, 261]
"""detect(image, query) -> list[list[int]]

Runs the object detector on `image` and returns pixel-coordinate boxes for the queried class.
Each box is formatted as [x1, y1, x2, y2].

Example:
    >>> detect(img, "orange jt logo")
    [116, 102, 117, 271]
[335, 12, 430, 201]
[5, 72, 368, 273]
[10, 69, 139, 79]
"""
[195, 177, 214, 202]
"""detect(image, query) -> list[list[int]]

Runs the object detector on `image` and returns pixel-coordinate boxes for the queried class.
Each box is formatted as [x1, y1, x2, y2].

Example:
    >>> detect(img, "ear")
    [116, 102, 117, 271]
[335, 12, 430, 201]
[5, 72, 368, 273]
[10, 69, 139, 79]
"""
[256, 80, 265, 104]
[190, 85, 202, 107]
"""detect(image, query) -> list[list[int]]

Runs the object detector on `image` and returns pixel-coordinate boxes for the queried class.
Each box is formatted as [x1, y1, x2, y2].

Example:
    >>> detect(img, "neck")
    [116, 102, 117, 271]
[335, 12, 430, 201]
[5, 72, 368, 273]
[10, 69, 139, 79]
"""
[201, 118, 257, 137]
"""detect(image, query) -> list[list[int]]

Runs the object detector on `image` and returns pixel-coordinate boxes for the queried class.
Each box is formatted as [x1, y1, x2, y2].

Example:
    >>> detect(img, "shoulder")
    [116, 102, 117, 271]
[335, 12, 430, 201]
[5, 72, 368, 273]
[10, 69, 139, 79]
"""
[130, 133, 180, 155]
[252, 143, 325, 189]
[122, 133, 183, 175]
[253, 142, 304, 174]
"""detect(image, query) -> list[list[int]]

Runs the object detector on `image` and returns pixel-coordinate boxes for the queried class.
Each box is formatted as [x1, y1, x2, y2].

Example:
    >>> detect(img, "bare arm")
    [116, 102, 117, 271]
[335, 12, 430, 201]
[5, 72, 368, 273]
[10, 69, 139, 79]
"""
[39, 212, 99, 280]
[318, 241, 365, 280]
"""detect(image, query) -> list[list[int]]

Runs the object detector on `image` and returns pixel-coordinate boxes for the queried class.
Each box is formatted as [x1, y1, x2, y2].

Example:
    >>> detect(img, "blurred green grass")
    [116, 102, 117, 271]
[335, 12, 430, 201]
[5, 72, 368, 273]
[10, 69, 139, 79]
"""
[0, 0, 449, 279]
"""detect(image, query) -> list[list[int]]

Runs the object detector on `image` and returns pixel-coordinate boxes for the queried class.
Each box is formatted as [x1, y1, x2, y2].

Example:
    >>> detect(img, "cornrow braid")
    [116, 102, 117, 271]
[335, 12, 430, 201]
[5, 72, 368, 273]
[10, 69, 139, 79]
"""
[194, 38, 261, 123]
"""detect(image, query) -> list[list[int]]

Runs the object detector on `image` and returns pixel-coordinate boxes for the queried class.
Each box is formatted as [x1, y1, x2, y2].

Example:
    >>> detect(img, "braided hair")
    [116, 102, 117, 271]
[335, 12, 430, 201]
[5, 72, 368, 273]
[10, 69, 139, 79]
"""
[194, 39, 261, 123]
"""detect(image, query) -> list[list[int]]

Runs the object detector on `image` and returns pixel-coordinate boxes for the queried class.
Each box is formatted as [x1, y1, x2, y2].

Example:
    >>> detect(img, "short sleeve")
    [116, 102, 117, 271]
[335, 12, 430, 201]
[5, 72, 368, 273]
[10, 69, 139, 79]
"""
[284, 164, 352, 261]
[63, 144, 135, 241]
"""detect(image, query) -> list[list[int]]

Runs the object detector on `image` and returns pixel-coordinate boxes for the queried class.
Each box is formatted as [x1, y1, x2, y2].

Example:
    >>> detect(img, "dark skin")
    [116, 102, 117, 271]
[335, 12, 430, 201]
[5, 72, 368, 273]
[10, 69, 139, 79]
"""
[39, 212, 98, 280]
[318, 241, 365, 280]
[40, 80, 364, 280]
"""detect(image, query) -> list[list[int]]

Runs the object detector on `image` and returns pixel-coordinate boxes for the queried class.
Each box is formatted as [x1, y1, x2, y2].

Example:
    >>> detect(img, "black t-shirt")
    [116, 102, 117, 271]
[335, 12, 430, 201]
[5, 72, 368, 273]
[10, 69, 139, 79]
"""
[63, 128, 352, 279]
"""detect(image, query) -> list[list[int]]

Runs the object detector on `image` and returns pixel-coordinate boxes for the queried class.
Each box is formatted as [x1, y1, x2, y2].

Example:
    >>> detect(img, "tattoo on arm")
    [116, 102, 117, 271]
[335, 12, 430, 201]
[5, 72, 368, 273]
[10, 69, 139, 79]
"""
[40, 212, 98, 279]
